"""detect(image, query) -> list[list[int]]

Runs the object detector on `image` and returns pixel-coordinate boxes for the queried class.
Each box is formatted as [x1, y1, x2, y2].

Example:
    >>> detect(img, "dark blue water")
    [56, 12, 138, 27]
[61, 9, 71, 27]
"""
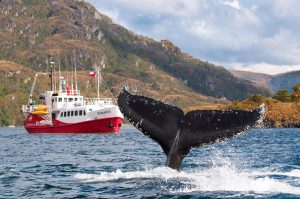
[0, 127, 299, 198]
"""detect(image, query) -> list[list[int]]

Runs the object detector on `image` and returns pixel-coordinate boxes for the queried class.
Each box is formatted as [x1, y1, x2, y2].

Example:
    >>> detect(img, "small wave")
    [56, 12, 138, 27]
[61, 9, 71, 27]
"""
[249, 169, 300, 178]
[43, 183, 72, 190]
[177, 167, 300, 195]
[74, 167, 179, 182]
[74, 167, 300, 195]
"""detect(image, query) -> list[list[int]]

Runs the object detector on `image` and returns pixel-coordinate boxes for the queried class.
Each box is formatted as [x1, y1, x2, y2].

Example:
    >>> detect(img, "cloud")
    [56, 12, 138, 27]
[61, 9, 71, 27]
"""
[220, 62, 300, 75]
[220, 0, 241, 10]
[87, 0, 300, 74]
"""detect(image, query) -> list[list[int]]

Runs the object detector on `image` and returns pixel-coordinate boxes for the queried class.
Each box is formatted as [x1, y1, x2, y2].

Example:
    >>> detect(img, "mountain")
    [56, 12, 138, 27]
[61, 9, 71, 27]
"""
[231, 70, 300, 92]
[270, 71, 300, 92]
[230, 70, 271, 87]
[0, 0, 271, 102]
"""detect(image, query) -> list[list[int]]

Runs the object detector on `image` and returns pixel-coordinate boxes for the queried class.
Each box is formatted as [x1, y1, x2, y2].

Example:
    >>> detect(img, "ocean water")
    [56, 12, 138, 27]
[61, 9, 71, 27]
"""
[0, 127, 299, 198]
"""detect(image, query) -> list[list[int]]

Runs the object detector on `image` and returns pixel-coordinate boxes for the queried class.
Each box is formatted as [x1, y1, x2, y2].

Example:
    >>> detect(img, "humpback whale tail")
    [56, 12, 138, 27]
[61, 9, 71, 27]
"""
[118, 85, 265, 170]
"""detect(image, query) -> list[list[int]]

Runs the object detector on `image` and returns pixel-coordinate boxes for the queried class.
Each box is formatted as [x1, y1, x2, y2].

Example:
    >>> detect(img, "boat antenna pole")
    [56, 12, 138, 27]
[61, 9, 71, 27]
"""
[73, 50, 78, 94]
[70, 55, 74, 95]
[50, 61, 54, 91]
[28, 74, 38, 111]
[57, 50, 62, 93]
[97, 65, 100, 99]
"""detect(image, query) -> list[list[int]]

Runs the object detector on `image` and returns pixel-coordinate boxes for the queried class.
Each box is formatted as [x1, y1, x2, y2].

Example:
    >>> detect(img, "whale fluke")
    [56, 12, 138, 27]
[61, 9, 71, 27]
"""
[118, 86, 265, 170]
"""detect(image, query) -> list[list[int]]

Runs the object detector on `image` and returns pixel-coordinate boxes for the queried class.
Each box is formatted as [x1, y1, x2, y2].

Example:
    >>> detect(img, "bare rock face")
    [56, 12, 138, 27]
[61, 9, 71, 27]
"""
[94, 11, 102, 21]
[160, 40, 181, 54]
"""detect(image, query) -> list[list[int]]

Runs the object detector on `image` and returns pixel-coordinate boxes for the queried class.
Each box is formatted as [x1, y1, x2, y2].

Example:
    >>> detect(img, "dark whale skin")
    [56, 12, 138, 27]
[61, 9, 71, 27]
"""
[118, 86, 264, 170]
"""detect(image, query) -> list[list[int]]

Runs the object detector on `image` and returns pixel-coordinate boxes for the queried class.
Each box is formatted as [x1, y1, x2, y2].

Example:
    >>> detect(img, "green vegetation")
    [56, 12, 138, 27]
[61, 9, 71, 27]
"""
[272, 89, 291, 102]
[185, 83, 300, 128]
[226, 84, 300, 128]
[294, 84, 300, 93]
[272, 84, 300, 103]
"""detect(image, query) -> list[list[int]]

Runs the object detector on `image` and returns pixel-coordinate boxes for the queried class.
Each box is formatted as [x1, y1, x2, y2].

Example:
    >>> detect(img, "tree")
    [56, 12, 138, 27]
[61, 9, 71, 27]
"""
[292, 83, 300, 103]
[293, 83, 300, 94]
[248, 94, 265, 103]
[272, 89, 291, 102]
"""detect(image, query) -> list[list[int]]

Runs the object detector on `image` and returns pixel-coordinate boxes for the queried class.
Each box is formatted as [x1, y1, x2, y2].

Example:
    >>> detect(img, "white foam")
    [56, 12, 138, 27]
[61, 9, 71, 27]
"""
[249, 169, 300, 178]
[74, 167, 179, 182]
[74, 166, 300, 195]
[178, 166, 300, 195]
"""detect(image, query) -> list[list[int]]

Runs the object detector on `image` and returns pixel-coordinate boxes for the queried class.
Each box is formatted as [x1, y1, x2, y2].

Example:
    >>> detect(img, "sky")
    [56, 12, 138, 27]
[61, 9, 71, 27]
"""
[87, 0, 300, 75]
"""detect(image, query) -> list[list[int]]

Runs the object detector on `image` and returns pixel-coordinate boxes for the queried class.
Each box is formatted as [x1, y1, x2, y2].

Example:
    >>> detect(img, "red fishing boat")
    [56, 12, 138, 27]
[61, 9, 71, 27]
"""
[22, 63, 123, 134]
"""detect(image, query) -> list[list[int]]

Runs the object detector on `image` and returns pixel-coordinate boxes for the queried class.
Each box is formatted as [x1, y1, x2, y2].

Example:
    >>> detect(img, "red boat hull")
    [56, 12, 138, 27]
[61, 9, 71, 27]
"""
[24, 115, 123, 134]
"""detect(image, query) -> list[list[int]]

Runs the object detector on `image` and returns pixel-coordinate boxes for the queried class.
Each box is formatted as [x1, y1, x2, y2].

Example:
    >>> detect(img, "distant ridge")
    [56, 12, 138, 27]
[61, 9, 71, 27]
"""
[270, 70, 300, 92]
[230, 70, 271, 87]
[231, 70, 300, 92]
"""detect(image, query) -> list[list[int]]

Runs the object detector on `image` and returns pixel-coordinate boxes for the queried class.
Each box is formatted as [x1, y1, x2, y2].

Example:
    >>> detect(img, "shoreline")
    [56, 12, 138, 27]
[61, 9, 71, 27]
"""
[1, 124, 299, 129]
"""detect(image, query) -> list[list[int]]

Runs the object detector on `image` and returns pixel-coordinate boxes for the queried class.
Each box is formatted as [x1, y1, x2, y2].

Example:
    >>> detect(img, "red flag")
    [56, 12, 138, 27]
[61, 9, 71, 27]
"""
[88, 71, 97, 77]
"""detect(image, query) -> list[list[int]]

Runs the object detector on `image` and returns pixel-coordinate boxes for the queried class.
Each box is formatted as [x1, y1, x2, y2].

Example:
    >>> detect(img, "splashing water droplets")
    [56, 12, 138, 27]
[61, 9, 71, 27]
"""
[74, 148, 300, 195]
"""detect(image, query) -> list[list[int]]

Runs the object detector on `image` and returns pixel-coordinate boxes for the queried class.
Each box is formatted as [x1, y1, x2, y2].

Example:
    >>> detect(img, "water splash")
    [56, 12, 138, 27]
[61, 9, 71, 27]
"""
[256, 103, 266, 127]
[74, 146, 300, 195]
[74, 166, 300, 195]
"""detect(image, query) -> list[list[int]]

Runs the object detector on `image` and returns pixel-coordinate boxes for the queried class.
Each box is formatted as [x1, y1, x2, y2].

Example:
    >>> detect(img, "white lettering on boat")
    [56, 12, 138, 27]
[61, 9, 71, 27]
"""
[98, 110, 111, 115]
[35, 120, 52, 126]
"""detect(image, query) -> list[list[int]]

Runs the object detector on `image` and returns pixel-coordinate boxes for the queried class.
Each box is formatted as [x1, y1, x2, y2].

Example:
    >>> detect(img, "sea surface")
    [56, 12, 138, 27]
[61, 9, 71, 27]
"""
[0, 127, 299, 198]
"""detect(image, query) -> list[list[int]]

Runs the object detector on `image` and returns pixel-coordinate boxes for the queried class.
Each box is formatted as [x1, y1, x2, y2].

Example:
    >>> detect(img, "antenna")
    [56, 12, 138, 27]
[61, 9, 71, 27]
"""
[70, 54, 74, 95]
[97, 65, 100, 99]
[73, 50, 78, 94]
[50, 60, 55, 91]
[29, 74, 38, 101]
[52, 59, 57, 92]
[57, 50, 62, 93]
[28, 74, 38, 112]
[57, 51, 61, 79]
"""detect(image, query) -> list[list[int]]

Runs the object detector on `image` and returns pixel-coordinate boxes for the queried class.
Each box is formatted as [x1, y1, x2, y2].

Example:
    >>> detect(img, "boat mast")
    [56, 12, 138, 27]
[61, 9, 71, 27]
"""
[97, 65, 100, 99]
[50, 61, 54, 91]
[49, 59, 57, 92]
[58, 51, 62, 93]
[28, 74, 38, 112]
[70, 56, 74, 95]
[73, 51, 78, 94]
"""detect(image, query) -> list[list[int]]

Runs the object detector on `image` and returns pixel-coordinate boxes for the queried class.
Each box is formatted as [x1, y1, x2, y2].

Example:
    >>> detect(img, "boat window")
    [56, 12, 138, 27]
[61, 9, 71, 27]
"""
[79, 110, 82, 116]
[64, 112, 66, 117]
[60, 112, 63, 117]
[71, 111, 74, 116]
[68, 98, 73, 102]
[83, 110, 86, 115]
[75, 98, 78, 101]
[52, 99, 54, 102]
[58, 98, 62, 102]
[75, 110, 78, 116]
[64, 98, 67, 102]
[67, 111, 70, 117]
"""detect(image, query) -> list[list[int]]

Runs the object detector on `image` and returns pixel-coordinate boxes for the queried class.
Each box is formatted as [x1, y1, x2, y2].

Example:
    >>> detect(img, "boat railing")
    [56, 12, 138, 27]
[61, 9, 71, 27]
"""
[22, 105, 30, 113]
[22, 104, 49, 113]
[84, 98, 115, 106]
[58, 89, 81, 96]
